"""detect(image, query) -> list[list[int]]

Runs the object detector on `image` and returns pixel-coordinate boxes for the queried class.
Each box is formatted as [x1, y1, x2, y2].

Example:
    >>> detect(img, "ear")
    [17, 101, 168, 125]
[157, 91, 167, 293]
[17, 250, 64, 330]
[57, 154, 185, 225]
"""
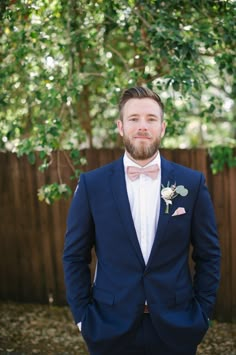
[161, 121, 166, 138]
[117, 120, 124, 137]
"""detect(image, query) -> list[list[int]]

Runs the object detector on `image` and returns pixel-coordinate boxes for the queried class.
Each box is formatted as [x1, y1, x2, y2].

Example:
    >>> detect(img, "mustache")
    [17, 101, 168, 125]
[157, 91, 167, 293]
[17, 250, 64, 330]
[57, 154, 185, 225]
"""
[135, 132, 152, 138]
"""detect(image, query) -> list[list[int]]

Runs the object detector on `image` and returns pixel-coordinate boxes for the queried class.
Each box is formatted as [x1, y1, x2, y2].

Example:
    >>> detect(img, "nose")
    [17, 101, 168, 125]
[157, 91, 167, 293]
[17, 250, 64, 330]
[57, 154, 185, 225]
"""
[138, 118, 148, 131]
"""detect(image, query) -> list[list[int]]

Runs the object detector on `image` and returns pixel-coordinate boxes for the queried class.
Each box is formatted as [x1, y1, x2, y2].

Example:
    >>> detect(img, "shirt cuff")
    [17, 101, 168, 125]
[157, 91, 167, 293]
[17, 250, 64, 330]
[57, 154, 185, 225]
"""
[77, 322, 82, 331]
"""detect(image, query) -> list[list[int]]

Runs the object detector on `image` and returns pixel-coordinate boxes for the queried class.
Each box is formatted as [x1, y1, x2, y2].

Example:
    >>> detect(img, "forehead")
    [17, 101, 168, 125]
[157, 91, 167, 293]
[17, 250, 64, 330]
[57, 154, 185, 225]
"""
[123, 98, 162, 117]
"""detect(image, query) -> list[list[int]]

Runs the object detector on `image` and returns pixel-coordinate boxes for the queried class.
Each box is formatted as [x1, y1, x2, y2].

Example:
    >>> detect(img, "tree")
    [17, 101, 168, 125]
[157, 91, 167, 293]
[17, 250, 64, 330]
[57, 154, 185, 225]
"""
[0, 0, 235, 202]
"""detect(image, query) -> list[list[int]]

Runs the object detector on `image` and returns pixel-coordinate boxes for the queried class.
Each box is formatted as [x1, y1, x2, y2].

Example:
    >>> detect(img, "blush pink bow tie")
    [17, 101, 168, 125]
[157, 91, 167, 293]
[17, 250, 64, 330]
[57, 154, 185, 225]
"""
[127, 164, 159, 181]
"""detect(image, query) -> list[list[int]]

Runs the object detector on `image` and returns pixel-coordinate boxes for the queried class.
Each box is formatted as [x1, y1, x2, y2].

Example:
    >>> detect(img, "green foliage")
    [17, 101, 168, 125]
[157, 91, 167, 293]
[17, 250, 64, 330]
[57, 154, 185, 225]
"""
[0, 0, 235, 202]
[209, 146, 236, 174]
[38, 183, 72, 204]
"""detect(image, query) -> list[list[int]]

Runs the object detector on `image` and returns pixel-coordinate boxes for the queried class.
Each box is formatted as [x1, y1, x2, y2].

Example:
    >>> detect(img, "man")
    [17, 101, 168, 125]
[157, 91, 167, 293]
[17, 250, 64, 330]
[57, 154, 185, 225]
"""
[63, 87, 221, 355]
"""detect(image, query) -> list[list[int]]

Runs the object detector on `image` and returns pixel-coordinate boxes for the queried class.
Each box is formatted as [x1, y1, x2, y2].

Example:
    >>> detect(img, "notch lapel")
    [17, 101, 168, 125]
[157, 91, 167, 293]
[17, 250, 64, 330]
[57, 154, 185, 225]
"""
[146, 157, 175, 269]
[110, 158, 145, 267]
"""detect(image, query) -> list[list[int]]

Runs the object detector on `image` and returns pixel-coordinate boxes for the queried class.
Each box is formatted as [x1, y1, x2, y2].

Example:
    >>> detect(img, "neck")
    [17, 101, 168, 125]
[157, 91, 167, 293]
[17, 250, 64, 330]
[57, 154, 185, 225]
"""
[126, 151, 159, 167]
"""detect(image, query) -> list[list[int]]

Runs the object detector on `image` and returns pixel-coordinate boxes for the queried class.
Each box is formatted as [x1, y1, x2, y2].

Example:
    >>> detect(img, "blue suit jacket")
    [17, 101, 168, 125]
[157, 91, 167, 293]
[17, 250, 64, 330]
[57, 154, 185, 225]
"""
[63, 155, 220, 353]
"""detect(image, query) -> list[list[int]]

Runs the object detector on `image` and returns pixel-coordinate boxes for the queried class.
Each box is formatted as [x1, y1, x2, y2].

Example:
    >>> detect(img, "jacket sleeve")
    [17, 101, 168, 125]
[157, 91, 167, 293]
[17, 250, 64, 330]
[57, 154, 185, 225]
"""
[63, 174, 95, 324]
[191, 173, 221, 318]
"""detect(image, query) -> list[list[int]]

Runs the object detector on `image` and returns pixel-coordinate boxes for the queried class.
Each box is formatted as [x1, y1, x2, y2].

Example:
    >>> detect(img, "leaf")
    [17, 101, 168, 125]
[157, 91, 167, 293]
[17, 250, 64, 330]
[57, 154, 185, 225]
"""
[172, 81, 180, 91]
[208, 104, 215, 113]
[27, 152, 36, 165]
[176, 185, 188, 196]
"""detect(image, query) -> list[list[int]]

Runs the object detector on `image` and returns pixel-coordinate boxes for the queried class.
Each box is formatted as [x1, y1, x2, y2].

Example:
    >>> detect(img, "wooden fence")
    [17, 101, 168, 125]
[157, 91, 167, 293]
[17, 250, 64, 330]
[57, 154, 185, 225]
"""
[0, 149, 235, 322]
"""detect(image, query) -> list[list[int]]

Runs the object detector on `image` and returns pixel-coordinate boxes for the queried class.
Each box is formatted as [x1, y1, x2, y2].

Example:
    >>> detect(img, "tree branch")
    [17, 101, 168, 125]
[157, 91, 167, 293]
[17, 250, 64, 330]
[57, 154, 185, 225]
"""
[106, 44, 130, 72]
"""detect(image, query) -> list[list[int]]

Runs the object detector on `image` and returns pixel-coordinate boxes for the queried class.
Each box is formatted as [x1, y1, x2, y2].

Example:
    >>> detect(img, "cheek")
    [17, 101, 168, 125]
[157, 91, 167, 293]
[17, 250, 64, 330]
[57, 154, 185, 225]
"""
[121, 124, 133, 137]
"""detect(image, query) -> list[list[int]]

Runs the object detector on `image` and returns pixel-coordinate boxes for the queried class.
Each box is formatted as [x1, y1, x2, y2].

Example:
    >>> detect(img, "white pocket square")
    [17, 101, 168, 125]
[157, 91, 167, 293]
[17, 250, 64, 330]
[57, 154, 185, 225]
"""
[172, 207, 186, 216]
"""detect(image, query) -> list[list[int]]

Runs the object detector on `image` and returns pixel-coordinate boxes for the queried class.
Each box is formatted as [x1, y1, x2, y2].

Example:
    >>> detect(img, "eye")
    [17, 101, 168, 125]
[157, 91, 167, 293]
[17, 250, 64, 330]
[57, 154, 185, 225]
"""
[148, 117, 157, 122]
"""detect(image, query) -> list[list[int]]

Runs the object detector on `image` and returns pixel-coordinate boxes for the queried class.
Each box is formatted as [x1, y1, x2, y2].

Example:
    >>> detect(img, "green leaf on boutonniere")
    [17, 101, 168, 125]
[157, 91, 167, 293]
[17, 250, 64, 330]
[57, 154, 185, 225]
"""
[175, 185, 188, 197]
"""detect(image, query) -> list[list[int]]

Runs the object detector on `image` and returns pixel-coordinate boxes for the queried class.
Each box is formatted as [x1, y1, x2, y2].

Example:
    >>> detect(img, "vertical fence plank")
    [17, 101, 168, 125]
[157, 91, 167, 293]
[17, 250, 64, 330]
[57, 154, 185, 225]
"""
[229, 167, 236, 321]
[211, 169, 232, 321]
[24, 156, 46, 302]
[0, 153, 11, 299]
[34, 156, 57, 303]
[7, 154, 25, 301]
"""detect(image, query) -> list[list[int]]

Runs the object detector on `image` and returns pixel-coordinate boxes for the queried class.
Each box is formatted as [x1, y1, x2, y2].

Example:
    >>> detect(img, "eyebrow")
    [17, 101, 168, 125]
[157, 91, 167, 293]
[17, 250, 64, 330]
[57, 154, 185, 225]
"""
[127, 113, 160, 118]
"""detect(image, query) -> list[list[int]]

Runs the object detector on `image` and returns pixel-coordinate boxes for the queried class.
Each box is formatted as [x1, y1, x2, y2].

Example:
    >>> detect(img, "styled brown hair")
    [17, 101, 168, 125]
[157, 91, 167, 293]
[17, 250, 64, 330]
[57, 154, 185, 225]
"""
[119, 86, 164, 121]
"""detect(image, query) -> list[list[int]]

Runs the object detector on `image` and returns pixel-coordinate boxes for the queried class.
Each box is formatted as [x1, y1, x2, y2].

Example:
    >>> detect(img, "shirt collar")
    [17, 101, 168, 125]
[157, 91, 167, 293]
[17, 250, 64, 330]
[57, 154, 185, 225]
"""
[123, 151, 161, 170]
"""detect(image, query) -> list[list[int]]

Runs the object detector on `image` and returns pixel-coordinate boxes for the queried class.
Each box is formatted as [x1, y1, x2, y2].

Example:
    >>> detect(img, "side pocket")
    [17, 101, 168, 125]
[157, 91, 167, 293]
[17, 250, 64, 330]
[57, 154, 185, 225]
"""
[92, 287, 115, 305]
[175, 287, 193, 306]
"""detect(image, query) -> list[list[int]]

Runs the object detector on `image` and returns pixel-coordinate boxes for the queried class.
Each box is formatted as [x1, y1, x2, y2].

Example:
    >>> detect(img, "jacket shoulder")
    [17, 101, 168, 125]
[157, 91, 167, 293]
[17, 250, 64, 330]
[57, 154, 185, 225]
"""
[162, 156, 203, 177]
[161, 157, 204, 189]
[81, 157, 123, 181]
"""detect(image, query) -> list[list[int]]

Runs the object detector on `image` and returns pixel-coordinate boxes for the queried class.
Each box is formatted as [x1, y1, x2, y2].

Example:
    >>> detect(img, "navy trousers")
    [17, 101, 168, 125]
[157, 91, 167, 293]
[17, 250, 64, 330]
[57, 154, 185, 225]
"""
[88, 314, 197, 355]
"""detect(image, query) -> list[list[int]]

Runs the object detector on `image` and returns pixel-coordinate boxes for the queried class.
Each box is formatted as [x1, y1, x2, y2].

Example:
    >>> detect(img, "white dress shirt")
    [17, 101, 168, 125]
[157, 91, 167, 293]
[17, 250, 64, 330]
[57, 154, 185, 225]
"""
[124, 152, 161, 265]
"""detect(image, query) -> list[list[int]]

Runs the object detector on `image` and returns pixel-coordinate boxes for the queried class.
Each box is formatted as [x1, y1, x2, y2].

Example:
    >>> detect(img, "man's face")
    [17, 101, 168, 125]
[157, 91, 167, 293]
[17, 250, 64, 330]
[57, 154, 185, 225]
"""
[117, 98, 166, 164]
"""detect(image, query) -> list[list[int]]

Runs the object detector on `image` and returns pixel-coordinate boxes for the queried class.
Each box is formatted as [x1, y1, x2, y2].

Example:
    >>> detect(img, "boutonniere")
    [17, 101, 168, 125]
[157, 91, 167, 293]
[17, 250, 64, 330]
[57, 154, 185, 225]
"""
[161, 182, 188, 214]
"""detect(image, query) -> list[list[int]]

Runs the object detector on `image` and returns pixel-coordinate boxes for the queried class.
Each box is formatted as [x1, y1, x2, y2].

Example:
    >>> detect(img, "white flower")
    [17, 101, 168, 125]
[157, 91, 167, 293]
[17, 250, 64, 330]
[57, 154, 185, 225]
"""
[161, 187, 175, 200]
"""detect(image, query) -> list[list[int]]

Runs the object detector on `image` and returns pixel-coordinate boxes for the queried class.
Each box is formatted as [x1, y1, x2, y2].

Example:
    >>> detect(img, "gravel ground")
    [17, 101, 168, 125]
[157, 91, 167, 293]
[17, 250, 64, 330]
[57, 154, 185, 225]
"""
[0, 302, 235, 355]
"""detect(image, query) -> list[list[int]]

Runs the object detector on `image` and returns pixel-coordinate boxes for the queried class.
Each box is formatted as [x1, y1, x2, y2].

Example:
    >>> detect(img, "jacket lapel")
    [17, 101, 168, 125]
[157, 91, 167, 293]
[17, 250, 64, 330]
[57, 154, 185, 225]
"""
[110, 158, 145, 267]
[146, 156, 175, 269]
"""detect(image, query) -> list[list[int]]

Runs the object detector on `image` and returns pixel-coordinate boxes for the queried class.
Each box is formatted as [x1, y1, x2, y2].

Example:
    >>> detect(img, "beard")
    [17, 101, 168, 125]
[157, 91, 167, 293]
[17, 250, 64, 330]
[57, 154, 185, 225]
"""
[122, 132, 161, 161]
